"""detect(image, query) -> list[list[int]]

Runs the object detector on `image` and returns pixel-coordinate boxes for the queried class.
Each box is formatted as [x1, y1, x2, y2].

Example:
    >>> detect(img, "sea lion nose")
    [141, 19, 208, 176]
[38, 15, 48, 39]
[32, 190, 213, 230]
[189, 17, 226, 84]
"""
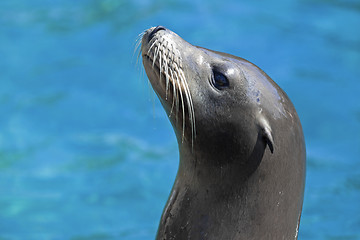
[148, 26, 166, 41]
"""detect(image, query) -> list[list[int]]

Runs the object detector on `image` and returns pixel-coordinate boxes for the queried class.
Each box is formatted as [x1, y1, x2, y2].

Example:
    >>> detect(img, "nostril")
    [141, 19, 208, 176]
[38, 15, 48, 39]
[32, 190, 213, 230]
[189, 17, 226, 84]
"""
[148, 26, 166, 41]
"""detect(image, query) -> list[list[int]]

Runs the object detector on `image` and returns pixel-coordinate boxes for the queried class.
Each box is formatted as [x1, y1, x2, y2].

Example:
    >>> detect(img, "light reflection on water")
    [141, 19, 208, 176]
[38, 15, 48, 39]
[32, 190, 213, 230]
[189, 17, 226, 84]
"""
[0, 0, 359, 239]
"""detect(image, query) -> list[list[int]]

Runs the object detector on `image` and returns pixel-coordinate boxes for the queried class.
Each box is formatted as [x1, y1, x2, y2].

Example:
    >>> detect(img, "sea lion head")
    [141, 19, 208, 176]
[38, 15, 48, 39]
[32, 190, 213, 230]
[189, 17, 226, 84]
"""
[140, 26, 280, 168]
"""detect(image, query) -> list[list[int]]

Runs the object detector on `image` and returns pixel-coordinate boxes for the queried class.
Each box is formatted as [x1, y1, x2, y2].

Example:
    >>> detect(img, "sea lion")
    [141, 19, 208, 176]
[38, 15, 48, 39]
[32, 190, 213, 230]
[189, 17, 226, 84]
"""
[140, 26, 306, 240]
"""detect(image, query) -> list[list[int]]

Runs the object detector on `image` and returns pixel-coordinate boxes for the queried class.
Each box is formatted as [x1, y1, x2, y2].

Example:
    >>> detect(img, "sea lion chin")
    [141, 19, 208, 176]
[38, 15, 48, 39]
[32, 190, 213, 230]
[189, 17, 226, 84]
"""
[140, 26, 306, 240]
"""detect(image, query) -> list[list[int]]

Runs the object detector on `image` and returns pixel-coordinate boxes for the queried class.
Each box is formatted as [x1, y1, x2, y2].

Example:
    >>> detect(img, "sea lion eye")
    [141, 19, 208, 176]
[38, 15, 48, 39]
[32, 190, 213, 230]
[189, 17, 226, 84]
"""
[212, 70, 229, 89]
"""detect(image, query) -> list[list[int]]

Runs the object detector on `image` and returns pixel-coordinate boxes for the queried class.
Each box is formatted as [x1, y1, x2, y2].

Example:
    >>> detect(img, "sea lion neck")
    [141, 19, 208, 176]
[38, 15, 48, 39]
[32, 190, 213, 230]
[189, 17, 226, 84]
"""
[176, 142, 258, 189]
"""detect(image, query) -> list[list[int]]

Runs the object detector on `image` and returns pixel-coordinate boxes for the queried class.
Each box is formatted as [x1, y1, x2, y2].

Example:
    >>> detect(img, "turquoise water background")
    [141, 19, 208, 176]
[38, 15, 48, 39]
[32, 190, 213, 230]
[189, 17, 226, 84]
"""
[1, 0, 359, 239]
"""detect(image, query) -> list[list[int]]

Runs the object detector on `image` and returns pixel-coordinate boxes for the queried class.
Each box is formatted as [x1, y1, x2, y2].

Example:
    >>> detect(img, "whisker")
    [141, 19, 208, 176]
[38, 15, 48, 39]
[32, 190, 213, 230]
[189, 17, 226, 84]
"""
[173, 68, 186, 142]
[152, 46, 158, 68]
[175, 71, 180, 124]
[147, 38, 159, 56]
[180, 70, 196, 148]
[163, 41, 170, 100]
[134, 31, 146, 67]
[168, 44, 177, 117]
[169, 68, 176, 117]
[135, 32, 144, 49]
[173, 65, 187, 142]
[158, 43, 163, 82]
[134, 31, 145, 50]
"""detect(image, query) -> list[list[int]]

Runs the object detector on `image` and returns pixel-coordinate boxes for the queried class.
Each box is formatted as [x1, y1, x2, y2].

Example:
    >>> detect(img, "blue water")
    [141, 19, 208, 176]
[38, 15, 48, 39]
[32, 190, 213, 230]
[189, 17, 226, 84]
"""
[0, 0, 359, 239]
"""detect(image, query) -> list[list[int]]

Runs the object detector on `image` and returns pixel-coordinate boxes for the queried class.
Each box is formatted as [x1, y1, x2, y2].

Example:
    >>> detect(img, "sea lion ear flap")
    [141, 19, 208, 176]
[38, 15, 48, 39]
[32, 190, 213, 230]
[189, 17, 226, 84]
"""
[258, 116, 274, 154]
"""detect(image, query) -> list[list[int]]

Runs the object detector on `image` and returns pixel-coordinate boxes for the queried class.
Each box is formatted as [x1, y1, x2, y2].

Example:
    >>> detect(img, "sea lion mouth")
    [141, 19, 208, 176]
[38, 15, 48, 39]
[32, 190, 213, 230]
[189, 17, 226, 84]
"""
[138, 27, 196, 146]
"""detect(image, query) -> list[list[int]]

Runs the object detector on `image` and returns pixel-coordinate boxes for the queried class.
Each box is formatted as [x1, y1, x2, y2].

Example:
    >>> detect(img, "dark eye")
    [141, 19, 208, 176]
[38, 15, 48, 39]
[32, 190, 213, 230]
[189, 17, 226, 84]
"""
[212, 70, 229, 89]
